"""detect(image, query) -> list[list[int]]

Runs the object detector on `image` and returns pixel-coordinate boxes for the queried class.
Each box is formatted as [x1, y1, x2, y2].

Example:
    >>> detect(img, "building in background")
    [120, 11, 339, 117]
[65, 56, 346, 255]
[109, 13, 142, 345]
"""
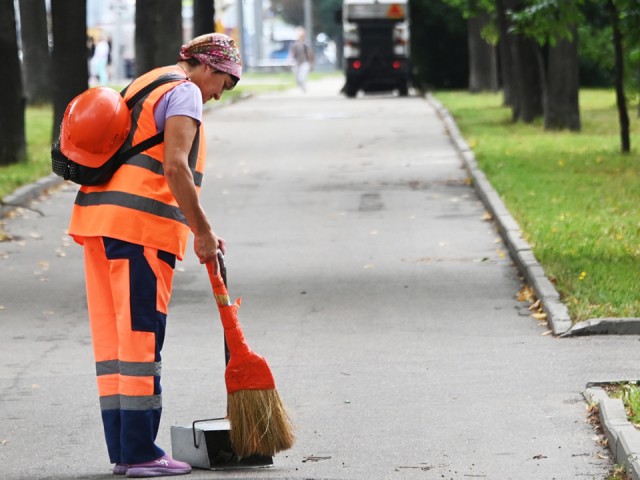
[82, 0, 331, 77]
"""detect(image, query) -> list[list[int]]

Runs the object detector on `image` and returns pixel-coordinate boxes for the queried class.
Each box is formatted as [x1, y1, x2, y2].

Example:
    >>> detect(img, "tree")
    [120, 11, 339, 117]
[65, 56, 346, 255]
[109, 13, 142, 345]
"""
[495, 0, 516, 105]
[607, 0, 630, 152]
[441, 0, 544, 119]
[50, 0, 88, 141]
[409, 0, 468, 89]
[314, 0, 343, 42]
[0, 0, 26, 165]
[135, 0, 182, 76]
[440, 0, 497, 92]
[18, 0, 51, 105]
[272, 0, 303, 27]
[545, 25, 580, 131]
[508, 23, 544, 123]
[578, 1, 640, 151]
[510, 0, 582, 130]
[193, 0, 216, 37]
[467, 11, 498, 92]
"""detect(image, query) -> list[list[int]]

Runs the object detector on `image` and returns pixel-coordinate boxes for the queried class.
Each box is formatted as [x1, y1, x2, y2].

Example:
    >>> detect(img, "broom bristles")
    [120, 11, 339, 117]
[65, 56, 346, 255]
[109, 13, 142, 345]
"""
[227, 388, 295, 458]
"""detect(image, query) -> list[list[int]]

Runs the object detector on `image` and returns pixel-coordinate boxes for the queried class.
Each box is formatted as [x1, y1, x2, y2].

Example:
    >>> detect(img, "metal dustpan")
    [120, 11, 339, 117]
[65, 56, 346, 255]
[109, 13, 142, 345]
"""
[170, 253, 273, 470]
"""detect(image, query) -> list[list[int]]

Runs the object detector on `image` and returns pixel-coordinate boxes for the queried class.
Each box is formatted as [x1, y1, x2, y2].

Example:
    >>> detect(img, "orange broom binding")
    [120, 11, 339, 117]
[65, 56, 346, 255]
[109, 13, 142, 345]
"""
[207, 260, 294, 458]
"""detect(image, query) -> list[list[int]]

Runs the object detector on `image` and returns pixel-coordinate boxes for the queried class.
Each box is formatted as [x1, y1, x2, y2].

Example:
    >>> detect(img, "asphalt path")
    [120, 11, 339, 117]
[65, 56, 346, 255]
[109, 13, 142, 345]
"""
[1, 76, 638, 480]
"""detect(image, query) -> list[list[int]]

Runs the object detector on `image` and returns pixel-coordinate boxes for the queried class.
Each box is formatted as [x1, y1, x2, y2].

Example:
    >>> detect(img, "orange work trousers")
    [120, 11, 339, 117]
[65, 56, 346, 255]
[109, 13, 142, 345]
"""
[82, 236, 175, 464]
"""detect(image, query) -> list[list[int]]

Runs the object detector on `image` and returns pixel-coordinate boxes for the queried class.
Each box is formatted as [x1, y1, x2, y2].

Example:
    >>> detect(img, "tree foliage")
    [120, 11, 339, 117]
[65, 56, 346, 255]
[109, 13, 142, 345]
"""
[509, 0, 584, 46]
[409, 0, 468, 89]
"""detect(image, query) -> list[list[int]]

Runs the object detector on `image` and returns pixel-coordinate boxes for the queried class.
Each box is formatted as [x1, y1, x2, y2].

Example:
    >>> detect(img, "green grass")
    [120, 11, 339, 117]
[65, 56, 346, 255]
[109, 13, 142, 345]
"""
[0, 71, 341, 201]
[434, 89, 640, 322]
[607, 464, 631, 480]
[0, 105, 54, 199]
[606, 382, 640, 427]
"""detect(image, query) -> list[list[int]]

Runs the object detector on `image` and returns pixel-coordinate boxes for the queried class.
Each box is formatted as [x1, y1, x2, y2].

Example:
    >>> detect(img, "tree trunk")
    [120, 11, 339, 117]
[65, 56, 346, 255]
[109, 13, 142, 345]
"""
[495, 0, 515, 106]
[608, 0, 630, 153]
[135, 0, 182, 76]
[509, 32, 543, 123]
[467, 13, 498, 93]
[0, 0, 26, 165]
[18, 0, 51, 105]
[51, 0, 88, 142]
[501, 0, 543, 123]
[193, 0, 216, 37]
[545, 26, 580, 131]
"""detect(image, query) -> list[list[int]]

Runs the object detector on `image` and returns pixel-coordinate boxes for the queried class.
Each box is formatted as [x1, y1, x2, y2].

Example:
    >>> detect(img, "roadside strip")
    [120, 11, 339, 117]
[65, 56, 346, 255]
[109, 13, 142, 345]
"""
[428, 93, 640, 479]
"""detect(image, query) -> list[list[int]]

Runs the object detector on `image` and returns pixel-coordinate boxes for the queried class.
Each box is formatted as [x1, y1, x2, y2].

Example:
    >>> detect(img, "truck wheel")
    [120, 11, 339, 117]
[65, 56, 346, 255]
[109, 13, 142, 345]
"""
[398, 82, 409, 97]
[345, 83, 358, 98]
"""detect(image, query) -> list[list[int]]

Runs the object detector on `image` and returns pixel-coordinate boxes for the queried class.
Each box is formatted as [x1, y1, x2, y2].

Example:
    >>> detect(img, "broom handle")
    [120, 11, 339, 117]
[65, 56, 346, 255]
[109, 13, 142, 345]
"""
[217, 250, 231, 366]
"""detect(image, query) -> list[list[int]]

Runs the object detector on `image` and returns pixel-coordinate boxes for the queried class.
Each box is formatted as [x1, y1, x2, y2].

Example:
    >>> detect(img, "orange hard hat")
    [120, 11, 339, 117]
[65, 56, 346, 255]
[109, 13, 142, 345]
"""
[60, 87, 131, 168]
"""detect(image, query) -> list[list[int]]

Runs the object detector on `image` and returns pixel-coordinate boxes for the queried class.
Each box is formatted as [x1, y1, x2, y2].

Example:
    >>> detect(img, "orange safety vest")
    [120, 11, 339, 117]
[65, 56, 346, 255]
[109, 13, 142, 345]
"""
[68, 66, 206, 260]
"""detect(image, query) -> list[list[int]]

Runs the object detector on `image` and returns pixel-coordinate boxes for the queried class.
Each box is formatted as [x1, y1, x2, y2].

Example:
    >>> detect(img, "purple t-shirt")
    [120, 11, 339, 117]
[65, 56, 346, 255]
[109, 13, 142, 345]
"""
[153, 81, 202, 132]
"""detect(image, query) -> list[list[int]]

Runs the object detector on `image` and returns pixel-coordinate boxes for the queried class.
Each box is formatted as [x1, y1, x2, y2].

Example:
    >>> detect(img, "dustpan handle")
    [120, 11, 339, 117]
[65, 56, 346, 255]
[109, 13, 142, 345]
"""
[217, 250, 231, 366]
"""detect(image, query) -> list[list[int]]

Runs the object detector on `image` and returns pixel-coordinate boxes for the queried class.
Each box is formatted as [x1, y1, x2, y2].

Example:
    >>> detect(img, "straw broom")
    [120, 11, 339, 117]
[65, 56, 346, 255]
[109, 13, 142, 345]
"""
[206, 260, 295, 458]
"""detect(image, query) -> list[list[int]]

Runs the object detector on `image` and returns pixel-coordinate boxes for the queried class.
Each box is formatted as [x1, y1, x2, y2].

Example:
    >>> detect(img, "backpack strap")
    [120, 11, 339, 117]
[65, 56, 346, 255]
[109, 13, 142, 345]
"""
[118, 131, 165, 163]
[121, 73, 187, 109]
[117, 72, 187, 161]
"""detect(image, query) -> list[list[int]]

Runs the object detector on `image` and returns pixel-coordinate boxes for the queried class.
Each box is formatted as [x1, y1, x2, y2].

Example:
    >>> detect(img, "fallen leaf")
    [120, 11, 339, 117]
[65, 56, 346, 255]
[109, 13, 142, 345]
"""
[517, 285, 536, 302]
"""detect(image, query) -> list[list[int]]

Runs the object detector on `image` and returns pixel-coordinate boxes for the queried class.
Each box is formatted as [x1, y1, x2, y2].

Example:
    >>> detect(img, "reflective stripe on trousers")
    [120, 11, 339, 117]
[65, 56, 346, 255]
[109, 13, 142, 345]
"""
[82, 236, 176, 465]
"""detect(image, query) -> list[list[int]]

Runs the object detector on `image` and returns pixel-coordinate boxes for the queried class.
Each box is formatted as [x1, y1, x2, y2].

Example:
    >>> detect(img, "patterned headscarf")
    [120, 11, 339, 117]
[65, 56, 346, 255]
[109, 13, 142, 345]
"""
[179, 33, 242, 81]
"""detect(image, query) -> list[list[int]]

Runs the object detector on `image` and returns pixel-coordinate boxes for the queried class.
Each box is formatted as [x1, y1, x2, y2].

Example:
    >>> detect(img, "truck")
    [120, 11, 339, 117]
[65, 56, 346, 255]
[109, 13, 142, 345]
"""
[340, 0, 411, 98]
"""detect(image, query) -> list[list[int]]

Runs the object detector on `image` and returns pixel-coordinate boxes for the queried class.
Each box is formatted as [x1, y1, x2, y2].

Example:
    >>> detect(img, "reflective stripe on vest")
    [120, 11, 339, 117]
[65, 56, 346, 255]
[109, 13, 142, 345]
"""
[67, 66, 206, 259]
[76, 191, 188, 225]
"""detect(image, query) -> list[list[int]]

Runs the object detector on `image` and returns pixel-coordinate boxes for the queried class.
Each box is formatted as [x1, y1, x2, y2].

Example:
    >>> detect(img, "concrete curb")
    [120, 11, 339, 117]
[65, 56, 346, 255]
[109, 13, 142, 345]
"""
[426, 93, 640, 337]
[426, 93, 572, 336]
[584, 386, 640, 480]
[562, 318, 640, 337]
[1, 173, 65, 219]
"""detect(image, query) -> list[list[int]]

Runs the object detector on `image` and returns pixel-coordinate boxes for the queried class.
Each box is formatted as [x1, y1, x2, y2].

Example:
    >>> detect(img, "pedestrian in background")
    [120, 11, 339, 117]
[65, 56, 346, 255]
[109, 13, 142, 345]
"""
[289, 27, 314, 92]
[91, 35, 111, 85]
[65, 33, 242, 478]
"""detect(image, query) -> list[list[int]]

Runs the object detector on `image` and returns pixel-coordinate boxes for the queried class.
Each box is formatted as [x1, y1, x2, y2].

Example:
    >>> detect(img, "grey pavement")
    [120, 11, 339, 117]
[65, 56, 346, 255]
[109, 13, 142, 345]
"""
[1, 75, 639, 480]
